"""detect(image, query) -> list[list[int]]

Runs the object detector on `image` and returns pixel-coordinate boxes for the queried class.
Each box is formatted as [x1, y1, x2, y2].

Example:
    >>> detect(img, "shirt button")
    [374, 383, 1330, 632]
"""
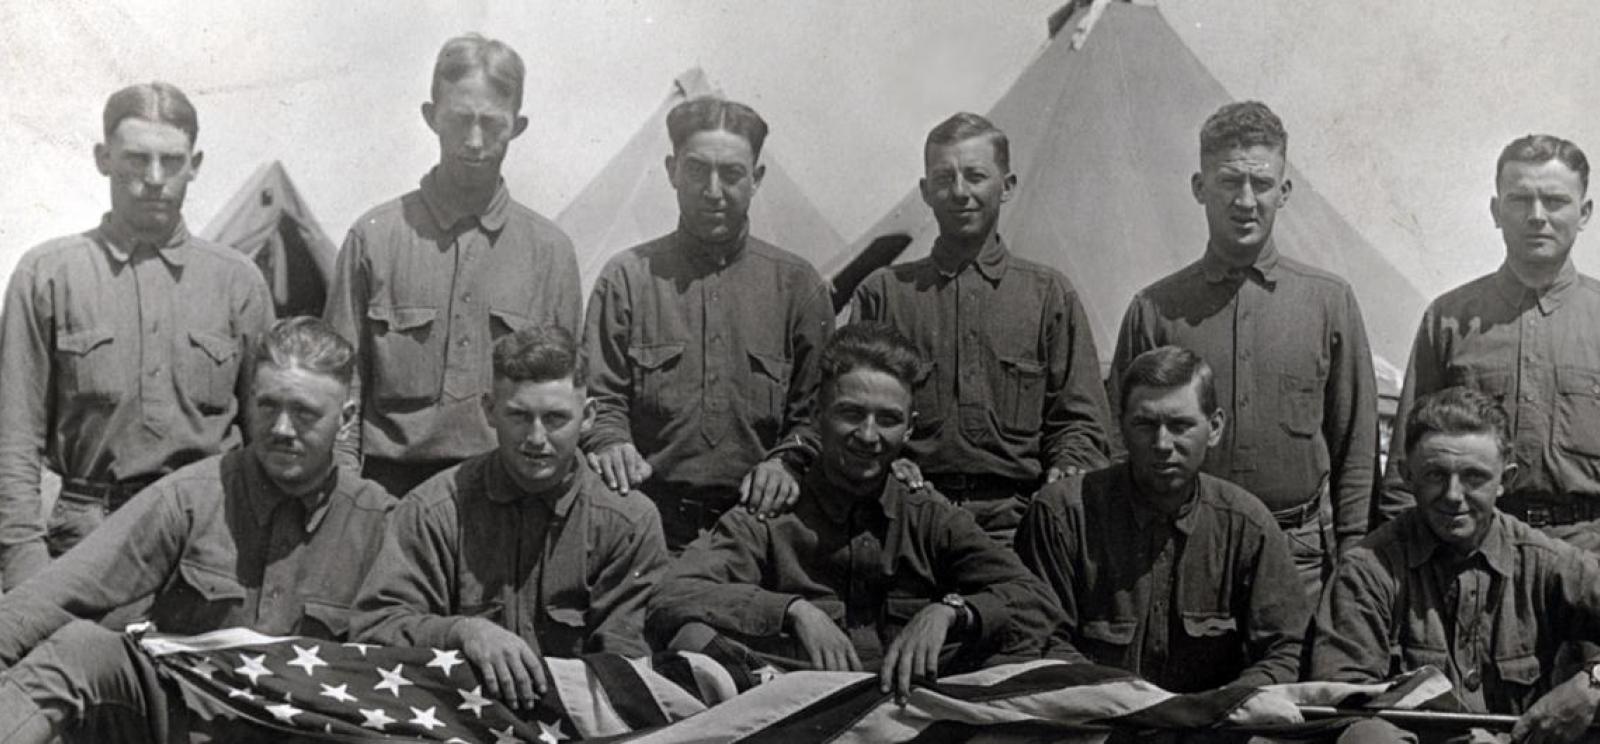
[459, 338, 470, 347]
[1462, 668, 1481, 691]
[1523, 392, 1535, 402]
[462, 293, 472, 303]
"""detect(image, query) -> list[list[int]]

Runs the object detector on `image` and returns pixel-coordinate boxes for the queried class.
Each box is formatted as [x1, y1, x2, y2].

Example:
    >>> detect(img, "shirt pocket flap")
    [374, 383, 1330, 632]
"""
[999, 356, 1045, 377]
[1495, 654, 1543, 685]
[187, 331, 238, 364]
[302, 600, 354, 638]
[179, 561, 247, 602]
[1081, 619, 1137, 645]
[489, 307, 533, 332]
[367, 305, 437, 332]
[748, 351, 793, 383]
[545, 606, 587, 628]
[58, 328, 115, 355]
[1556, 366, 1600, 397]
[1180, 612, 1240, 638]
[627, 343, 685, 370]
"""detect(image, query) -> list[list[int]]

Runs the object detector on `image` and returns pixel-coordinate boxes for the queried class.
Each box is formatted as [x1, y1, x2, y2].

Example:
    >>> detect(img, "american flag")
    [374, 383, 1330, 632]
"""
[139, 628, 1453, 742]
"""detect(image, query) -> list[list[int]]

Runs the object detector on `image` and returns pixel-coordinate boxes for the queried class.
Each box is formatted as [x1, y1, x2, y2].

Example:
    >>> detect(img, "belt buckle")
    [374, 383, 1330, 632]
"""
[1525, 506, 1552, 528]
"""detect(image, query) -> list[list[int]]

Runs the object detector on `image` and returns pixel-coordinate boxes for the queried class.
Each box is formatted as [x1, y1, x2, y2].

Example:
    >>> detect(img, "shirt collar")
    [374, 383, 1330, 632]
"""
[1493, 260, 1577, 315]
[244, 451, 337, 532]
[1402, 510, 1514, 577]
[930, 232, 1009, 283]
[418, 168, 511, 233]
[675, 223, 749, 270]
[96, 212, 191, 267]
[805, 466, 894, 526]
[1121, 463, 1203, 535]
[1199, 240, 1280, 286]
[486, 450, 582, 518]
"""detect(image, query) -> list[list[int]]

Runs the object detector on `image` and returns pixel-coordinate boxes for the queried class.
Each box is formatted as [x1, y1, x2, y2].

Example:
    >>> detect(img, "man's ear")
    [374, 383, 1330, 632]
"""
[751, 162, 766, 192]
[1497, 461, 1518, 499]
[95, 142, 113, 176]
[663, 154, 678, 188]
[1490, 195, 1504, 230]
[340, 398, 358, 430]
[1579, 196, 1593, 232]
[1277, 176, 1292, 206]
[1206, 408, 1226, 449]
[1190, 172, 1205, 204]
[189, 150, 204, 178]
[510, 114, 529, 140]
[581, 395, 598, 435]
[421, 101, 438, 134]
[1000, 171, 1018, 204]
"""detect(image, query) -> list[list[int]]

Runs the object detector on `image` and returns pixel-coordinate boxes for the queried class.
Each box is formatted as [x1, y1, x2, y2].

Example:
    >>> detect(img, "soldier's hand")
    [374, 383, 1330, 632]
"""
[452, 617, 549, 712]
[880, 603, 957, 704]
[785, 599, 862, 673]
[889, 458, 925, 490]
[587, 443, 652, 493]
[739, 458, 800, 517]
[1512, 669, 1600, 744]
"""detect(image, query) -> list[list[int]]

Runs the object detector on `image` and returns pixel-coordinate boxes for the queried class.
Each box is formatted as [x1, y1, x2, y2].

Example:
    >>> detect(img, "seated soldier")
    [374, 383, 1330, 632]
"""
[1015, 345, 1308, 693]
[352, 325, 668, 714]
[1313, 386, 1600, 744]
[647, 323, 1068, 701]
[0, 317, 395, 742]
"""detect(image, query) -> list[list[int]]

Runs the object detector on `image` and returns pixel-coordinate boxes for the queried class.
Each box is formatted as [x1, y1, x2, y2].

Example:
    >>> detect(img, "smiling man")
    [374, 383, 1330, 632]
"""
[1377, 135, 1600, 544]
[325, 34, 581, 498]
[1314, 386, 1600, 744]
[1017, 346, 1307, 693]
[352, 325, 667, 714]
[1109, 101, 1378, 604]
[583, 96, 834, 551]
[648, 324, 1066, 702]
[0, 82, 274, 589]
[0, 317, 395, 742]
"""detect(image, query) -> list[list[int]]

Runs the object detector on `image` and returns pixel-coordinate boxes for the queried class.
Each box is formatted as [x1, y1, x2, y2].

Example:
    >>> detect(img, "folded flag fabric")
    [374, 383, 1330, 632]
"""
[137, 627, 1454, 743]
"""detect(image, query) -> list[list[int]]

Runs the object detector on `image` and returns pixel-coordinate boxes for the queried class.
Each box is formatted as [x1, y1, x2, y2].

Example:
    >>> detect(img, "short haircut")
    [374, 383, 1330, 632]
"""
[1403, 386, 1512, 461]
[925, 112, 1010, 173]
[102, 82, 198, 145]
[1118, 346, 1218, 416]
[253, 316, 356, 388]
[432, 33, 526, 111]
[492, 325, 586, 387]
[1496, 134, 1589, 193]
[666, 97, 769, 160]
[819, 323, 923, 399]
[1199, 101, 1286, 159]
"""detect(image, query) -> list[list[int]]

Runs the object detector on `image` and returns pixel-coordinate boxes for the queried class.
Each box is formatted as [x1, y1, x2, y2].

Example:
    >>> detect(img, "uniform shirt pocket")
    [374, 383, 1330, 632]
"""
[152, 561, 249, 634]
[489, 306, 533, 339]
[997, 356, 1046, 434]
[365, 305, 441, 403]
[542, 605, 590, 657]
[912, 360, 945, 428]
[627, 342, 687, 417]
[1279, 372, 1325, 438]
[1492, 653, 1547, 712]
[300, 599, 355, 641]
[747, 350, 793, 435]
[1555, 366, 1600, 457]
[56, 327, 119, 401]
[183, 331, 242, 413]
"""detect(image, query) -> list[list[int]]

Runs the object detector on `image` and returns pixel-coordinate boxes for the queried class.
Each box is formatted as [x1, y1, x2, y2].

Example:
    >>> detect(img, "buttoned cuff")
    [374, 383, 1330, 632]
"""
[764, 432, 818, 471]
[581, 427, 633, 456]
[747, 592, 805, 638]
[964, 593, 1009, 647]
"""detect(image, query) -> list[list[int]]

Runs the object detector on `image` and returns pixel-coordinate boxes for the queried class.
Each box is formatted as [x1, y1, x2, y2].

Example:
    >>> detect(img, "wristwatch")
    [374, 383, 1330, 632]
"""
[1586, 661, 1600, 688]
[940, 593, 973, 634]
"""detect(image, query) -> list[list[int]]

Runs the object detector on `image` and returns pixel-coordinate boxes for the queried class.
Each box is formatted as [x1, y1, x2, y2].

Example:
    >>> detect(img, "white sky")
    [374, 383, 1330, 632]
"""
[3, 0, 1597, 299]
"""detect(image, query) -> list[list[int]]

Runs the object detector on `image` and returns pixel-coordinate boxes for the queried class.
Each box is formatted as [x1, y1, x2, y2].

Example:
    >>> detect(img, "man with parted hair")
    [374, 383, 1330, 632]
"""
[1315, 386, 1600, 744]
[1109, 101, 1379, 604]
[583, 96, 834, 551]
[1377, 135, 1600, 544]
[850, 111, 1114, 547]
[1017, 345, 1308, 693]
[325, 33, 582, 498]
[0, 316, 395, 742]
[353, 325, 668, 714]
[0, 82, 275, 589]
[649, 323, 1067, 702]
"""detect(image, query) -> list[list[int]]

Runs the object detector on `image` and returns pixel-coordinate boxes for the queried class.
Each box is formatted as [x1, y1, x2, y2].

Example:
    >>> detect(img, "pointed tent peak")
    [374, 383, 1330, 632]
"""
[673, 67, 717, 99]
[1049, 0, 1158, 48]
[203, 161, 337, 318]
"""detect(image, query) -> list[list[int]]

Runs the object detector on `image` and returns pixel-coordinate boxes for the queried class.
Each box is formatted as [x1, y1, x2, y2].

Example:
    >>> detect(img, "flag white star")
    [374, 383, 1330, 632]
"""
[491, 725, 524, 744]
[343, 642, 376, 656]
[359, 707, 397, 731]
[190, 658, 218, 680]
[226, 685, 259, 702]
[538, 719, 567, 743]
[445, 739, 471, 744]
[287, 644, 328, 676]
[409, 706, 445, 731]
[374, 663, 413, 697]
[234, 653, 273, 685]
[319, 683, 357, 704]
[266, 702, 302, 724]
[457, 685, 492, 717]
[427, 648, 464, 676]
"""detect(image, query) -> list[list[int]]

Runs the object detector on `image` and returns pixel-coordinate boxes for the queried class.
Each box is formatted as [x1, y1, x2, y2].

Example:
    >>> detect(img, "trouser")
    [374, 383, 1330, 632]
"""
[651, 485, 739, 554]
[361, 456, 462, 498]
[1273, 480, 1335, 610]
[925, 474, 1036, 549]
[46, 477, 155, 558]
[0, 621, 180, 744]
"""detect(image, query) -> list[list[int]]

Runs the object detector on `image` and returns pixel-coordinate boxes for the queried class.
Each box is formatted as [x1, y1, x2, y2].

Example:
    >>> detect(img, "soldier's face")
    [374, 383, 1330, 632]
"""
[920, 136, 1014, 244]
[424, 70, 526, 183]
[1192, 144, 1290, 259]
[1406, 431, 1512, 554]
[666, 129, 764, 244]
[818, 368, 912, 496]
[95, 118, 201, 238]
[1492, 159, 1592, 274]
[1121, 380, 1223, 501]
[485, 377, 592, 494]
[248, 364, 354, 496]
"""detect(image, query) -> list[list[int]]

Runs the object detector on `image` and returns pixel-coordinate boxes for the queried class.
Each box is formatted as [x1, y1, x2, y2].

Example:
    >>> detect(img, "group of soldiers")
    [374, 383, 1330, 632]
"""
[0, 32, 1596, 744]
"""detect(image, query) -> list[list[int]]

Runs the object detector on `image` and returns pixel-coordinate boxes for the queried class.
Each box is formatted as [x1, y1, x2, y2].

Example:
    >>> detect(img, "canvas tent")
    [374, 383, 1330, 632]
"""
[825, 0, 1427, 371]
[201, 161, 338, 319]
[558, 68, 848, 294]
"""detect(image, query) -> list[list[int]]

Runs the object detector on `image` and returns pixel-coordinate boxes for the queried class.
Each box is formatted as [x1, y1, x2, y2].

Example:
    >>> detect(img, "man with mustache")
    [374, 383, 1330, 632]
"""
[0, 317, 395, 742]
[325, 34, 582, 498]
[1017, 346, 1308, 693]
[583, 96, 834, 551]
[1109, 101, 1378, 604]
[353, 326, 668, 714]
[849, 112, 1114, 546]
[0, 82, 274, 589]
[1377, 135, 1600, 546]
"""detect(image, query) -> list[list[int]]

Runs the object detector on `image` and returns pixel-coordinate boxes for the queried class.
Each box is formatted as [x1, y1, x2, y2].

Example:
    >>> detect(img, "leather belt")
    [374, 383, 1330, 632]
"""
[1270, 493, 1321, 529]
[925, 473, 1034, 501]
[655, 493, 731, 532]
[1499, 493, 1600, 528]
[60, 475, 161, 511]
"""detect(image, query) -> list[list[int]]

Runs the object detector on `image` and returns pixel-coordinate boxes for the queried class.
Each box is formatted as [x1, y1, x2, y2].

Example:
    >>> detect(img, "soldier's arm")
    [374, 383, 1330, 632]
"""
[0, 263, 53, 589]
[1324, 288, 1378, 553]
[322, 229, 368, 470]
[1040, 280, 1114, 476]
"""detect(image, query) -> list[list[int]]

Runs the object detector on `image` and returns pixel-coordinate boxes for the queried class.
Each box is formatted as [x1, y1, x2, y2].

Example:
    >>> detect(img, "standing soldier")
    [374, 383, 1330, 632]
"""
[325, 34, 582, 497]
[1109, 101, 1378, 603]
[0, 82, 273, 589]
[583, 97, 834, 551]
[850, 112, 1114, 546]
[1378, 135, 1599, 546]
